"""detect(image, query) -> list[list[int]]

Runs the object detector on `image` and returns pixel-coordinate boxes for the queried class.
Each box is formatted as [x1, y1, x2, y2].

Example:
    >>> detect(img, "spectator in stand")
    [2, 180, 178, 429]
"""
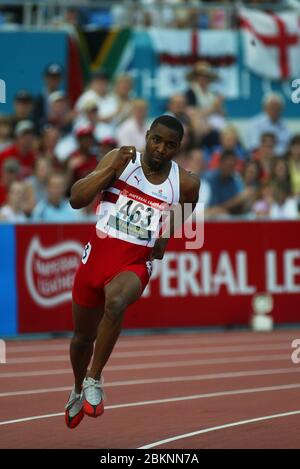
[47, 91, 74, 135]
[38, 125, 61, 164]
[137, 0, 179, 28]
[32, 172, 83, 222]
[0, 120, 37, 178]
[62, 7, 82, 27]
[252, 132, 277, 182]
[242, 159, 262, 191]
[287, 134, 300, 196]
[75, 71, 118, 127]
[67, 126, 98, 191]
[251, 182, 274, 218]
[33, 63, 64, 133]
[10, 90, 34, 133]
[0, 158, 21, 207]
[67, 126, 105, 218]
[166, 94, 198, 148]
[269, 184, 298, 220]
[0, 180, 27, 222]
[270, 157, 291, 196]
[74, 98, 114, 144]
[246, 93, 291, 156]
[0, 115, 13, 152]
[205, 150, 254, 217]
[56, 96, 114, 166]
[185, 61, 226, 148]
[99, 137, 118, 161]
[183, 148, 211, 209]
[207, 125, 248, 171]
[116, 99, 148, 151]
[25, 157, 52, 206]
[75, 98, 98, 128]
[166, 94, 191, 127]
[242, 159, 262, 213]
[113, 74, 135, 126]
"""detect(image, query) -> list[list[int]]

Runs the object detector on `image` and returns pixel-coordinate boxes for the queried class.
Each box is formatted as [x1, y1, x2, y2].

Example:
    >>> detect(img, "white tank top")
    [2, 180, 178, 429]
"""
[96, 152, 180, 247]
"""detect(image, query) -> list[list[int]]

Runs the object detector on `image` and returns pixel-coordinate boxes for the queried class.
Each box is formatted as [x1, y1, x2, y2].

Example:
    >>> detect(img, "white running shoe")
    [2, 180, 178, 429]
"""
[82, 376, 105, 418]
[64, 388, 84, 429]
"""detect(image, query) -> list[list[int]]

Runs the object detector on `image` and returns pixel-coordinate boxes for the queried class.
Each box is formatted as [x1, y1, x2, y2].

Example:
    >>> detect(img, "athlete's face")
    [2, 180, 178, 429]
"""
[145, 124, 181, 170]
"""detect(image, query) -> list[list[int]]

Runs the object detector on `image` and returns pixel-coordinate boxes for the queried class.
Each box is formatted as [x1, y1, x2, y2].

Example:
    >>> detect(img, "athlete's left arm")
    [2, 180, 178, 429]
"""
[151, 171, 200, 260]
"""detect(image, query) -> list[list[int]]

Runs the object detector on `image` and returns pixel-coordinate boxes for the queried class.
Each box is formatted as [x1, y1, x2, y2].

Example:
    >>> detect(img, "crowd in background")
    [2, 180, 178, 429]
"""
[0, 59, 300, 223]
[0, 1, 285, 30]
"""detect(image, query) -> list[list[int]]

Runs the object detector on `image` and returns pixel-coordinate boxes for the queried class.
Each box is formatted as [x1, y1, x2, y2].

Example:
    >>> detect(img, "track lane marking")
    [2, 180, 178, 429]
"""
[0, 367, 299, 398]
[4, 344, 291, 364]
[0, 354, 291, 378]
[138, 410, 300, 449]
[7, 336, 297, 354]
[1, 382, 300, 426]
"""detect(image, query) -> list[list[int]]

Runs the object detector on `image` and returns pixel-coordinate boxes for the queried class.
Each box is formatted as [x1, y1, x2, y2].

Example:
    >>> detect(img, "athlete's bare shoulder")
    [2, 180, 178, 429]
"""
[178, 165, 200, 204]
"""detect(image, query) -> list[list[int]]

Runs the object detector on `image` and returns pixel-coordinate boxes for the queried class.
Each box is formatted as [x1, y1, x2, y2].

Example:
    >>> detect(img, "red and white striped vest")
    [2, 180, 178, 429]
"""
[96, 152, 180, 247]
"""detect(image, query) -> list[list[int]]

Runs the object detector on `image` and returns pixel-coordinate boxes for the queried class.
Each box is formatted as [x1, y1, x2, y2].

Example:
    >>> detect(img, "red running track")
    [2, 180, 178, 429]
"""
[0, 329, 300, 449]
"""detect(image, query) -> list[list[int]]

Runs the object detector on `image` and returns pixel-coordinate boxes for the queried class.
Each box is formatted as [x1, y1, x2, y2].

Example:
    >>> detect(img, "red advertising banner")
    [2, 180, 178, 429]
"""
[17, 224, 91, 333]
[16, 221, 300, 333]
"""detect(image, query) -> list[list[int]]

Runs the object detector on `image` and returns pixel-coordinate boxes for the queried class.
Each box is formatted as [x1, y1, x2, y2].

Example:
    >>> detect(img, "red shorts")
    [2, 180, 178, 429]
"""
[72, 227, 153, 308]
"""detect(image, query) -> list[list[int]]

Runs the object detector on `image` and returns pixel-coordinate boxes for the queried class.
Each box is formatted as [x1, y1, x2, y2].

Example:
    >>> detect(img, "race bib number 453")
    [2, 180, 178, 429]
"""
[107, 192, 162, 240]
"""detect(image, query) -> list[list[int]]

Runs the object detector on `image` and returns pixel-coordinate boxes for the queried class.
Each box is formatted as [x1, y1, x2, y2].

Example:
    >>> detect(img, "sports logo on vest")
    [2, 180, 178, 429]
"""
[152, 188, 168, 201]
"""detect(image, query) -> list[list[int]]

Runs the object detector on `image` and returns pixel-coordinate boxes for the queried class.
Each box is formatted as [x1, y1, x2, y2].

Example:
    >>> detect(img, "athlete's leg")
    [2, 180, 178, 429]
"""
[70, 300, 104, 393]
[87, 271, 143, 380]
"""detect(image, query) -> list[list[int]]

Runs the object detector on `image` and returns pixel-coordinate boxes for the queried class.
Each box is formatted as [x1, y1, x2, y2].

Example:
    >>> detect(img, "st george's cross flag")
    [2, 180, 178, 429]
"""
[239, 6, 300, 80]
[148, 28, 239, 98]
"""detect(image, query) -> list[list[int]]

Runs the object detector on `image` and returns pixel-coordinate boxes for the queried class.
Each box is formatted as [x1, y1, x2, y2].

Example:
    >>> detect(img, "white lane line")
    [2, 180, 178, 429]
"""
[7, 335, 296, 354]
[0, 367, 299, 398]
[0, 413, 64, 426]
[138, 410, 300, 449]
[0, 353, 290, 378]
[1, 382, 300, 426]
[5, 344, 290, 364]
[0, 369, 71, 378]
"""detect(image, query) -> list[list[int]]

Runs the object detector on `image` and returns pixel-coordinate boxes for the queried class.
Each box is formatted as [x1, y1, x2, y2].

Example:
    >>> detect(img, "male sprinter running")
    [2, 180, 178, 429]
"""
[65, 115, 199, 428]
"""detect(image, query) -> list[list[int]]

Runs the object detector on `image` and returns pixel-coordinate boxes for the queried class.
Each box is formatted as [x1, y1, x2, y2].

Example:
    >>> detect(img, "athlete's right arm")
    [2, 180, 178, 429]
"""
[69, 146, 136, 209]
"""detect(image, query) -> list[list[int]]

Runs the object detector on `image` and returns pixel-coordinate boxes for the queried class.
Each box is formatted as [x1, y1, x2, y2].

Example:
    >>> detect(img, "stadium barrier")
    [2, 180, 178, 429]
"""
[1, 220, 300, 336]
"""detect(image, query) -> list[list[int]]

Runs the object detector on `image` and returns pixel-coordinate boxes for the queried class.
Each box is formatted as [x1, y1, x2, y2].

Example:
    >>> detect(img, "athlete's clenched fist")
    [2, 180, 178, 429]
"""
[111, 146, 136, 172]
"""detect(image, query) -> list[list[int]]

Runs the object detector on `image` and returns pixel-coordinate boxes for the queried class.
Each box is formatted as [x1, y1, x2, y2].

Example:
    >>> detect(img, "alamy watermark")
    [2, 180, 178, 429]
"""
[96, 201, 205, 250]
[291, 79, 300, 104]
[291, 339, 300, 364]
[0, 339, 6, 364]
[0, 79, 6, 103]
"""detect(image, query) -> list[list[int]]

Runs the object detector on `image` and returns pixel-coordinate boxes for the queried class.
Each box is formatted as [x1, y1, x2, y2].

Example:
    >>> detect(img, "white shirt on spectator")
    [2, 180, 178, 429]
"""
[74, 115, 114, 142]
[55, 122, 115, 163]
[55, 133, 78, 163]
[246, 113, 291, 156]
[190, 84, 226, 131]
[75, 90, 118, 119]
[75, 90, 100, 111]
[0, 205, 27, 222]
[269, 198, 298, 220]
[116, 118, 148, 151]
[32, 199, 84, 222]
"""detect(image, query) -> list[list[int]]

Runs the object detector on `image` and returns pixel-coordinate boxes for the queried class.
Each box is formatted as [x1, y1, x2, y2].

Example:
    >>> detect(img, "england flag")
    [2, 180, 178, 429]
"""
[239, 6, 300, 80]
